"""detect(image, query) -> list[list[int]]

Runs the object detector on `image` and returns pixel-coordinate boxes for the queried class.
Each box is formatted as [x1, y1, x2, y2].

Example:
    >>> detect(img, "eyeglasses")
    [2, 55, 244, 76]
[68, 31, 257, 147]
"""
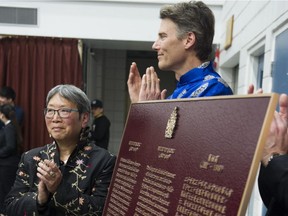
[44, 108, 79, 119]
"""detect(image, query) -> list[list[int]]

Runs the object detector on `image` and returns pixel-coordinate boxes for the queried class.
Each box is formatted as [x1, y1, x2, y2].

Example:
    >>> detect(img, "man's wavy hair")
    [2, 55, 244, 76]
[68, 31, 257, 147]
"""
[160, 1, 215, 62]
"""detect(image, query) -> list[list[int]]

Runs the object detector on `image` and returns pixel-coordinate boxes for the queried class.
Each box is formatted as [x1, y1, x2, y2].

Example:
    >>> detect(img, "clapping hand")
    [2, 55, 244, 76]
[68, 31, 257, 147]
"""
[248, 84, 288, 166]
[36, 159, 62, 205]
[127, 62, 167, 102]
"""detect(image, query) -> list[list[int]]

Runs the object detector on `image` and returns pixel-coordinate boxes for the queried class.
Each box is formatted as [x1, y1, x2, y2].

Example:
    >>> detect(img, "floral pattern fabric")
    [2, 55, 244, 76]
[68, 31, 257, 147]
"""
[4, 141, 116, 216]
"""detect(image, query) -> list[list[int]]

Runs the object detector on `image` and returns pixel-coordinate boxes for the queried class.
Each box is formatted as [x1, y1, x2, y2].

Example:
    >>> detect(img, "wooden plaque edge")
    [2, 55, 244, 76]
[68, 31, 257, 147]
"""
[237, 93, 279, 215]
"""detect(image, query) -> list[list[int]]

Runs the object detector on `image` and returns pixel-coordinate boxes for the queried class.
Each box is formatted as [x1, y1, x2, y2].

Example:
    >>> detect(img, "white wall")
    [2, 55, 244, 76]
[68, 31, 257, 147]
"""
[0, 1, 159, 41]
[0, 1, 223, 44]
[219, 0, 288, 94]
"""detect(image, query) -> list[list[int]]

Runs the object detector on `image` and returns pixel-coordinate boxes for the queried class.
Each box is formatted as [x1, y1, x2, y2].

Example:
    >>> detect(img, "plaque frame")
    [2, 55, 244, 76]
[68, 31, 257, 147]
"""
[103, 94, 278, 216]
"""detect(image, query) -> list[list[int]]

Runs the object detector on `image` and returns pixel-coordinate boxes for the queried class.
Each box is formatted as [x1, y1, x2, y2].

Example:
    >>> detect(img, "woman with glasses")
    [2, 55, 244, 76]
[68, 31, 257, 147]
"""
[4, 84, 116, 216]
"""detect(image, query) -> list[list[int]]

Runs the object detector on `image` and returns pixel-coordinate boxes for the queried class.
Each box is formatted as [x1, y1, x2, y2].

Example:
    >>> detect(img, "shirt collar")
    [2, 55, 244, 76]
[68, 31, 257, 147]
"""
[178, 61, 213, 85]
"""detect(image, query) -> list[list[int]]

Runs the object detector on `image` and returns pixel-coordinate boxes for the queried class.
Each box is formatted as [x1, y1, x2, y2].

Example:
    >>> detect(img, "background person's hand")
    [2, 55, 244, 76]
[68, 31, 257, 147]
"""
[262, 99, 288, 166]
[248, 84, 288, 166]
[247, 84, 263, 94]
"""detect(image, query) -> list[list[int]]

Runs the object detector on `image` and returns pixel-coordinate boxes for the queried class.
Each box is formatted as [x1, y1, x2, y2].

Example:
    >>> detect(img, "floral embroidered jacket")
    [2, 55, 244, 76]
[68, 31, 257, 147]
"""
[4, 140, 116, 216]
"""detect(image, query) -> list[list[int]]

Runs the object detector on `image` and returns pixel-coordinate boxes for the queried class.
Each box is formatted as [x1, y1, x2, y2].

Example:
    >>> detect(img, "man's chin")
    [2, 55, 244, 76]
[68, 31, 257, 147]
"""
[158, 62, 168, 71]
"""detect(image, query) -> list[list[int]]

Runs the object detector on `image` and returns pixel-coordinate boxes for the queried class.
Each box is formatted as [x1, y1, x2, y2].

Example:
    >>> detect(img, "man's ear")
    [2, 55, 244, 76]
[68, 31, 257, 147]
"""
[185, 32, 196, 49]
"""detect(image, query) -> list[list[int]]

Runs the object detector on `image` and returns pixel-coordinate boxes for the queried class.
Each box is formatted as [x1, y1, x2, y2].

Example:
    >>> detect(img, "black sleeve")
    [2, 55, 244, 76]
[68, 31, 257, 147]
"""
[258, 155, 288, 214]
[4, 152, 40, 215]
[0, 124, 17, 157]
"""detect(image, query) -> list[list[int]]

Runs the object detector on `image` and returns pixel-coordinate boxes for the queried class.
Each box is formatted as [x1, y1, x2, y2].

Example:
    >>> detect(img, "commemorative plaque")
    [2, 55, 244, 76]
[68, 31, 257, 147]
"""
[103, 94, 278, 216]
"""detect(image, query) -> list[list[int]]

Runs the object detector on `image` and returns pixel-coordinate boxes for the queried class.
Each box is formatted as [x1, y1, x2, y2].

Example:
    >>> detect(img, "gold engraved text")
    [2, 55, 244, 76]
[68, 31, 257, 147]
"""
[200, 154, 224, 172]
[175, 177, 233, 216]
[136, 165, 176, 215]
[106, 158, 141, 215]
[128, 141, 142, 152]
[158, 146, 176, 159]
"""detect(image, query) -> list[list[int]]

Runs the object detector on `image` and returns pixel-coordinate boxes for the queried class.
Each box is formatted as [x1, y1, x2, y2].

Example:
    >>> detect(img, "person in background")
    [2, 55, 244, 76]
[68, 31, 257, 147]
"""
[127, 1, 233, 103]
[90, 99, 111, 150]
[0, 86, 24, 128]
[4, 84, 116, 216]
[248, 85, 288, 215]
[0, 104, 22, 215]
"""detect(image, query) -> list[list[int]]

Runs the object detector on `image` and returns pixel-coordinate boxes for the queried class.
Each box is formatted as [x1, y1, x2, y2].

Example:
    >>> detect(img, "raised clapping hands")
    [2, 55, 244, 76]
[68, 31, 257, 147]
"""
[36, 159, 62, 205]
[248, 84, 288, 166]
[127, 62, 167, 103]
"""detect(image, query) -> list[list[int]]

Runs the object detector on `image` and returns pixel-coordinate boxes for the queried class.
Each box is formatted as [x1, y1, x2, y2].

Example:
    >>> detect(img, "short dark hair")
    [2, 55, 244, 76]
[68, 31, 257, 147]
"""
[0, 104, 15, 120]
[160, 1, 215, 61]
[0, 86, 16, 100]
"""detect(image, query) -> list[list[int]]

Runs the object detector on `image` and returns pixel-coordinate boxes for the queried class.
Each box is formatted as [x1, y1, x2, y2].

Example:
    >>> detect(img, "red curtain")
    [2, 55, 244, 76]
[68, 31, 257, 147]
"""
[0, 36, 83, 151]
